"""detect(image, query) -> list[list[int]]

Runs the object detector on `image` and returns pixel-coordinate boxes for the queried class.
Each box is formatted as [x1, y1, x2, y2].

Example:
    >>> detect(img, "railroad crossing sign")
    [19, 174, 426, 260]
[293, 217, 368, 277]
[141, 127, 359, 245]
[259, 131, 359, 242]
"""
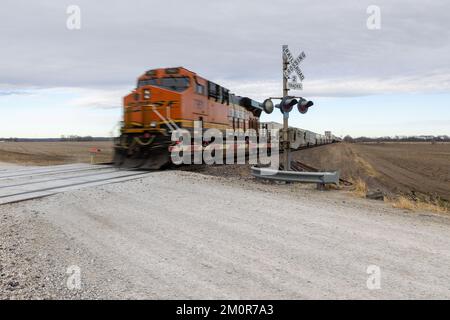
[282, 46, 306, 90]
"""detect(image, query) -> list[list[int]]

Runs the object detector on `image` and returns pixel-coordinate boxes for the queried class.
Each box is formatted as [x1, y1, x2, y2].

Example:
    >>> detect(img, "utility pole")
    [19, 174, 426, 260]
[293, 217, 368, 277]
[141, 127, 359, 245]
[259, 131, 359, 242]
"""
[282, 45, 290, 170]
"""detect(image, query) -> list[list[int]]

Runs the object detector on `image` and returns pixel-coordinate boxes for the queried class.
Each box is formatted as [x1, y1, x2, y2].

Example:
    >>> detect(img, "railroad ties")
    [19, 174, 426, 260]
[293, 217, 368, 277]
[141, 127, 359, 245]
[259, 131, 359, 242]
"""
[0, 163, 151, 205]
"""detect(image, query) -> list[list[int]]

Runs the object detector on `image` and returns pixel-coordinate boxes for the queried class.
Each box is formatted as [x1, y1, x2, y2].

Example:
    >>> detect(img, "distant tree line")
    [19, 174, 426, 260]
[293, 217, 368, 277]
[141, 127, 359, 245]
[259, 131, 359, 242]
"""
[60, 135, 95, 142]
[0, 136, 113, 142]
[343, 135, 450, 143]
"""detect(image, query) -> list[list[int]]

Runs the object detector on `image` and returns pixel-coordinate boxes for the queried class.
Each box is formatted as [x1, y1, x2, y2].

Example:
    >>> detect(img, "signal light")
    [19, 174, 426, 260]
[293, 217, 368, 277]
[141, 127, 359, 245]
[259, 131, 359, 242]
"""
[278, 96, 298, 114]
[297, 98, 313, 114]
[262, 99, 274, 114]
[267, 96, 314, 115]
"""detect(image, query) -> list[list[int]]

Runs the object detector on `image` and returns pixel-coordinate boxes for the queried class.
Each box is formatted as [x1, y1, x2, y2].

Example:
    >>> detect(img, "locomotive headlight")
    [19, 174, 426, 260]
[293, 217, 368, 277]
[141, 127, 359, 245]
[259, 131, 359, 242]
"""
[150, 121, 157, 127]
[143, 89, 151, 99]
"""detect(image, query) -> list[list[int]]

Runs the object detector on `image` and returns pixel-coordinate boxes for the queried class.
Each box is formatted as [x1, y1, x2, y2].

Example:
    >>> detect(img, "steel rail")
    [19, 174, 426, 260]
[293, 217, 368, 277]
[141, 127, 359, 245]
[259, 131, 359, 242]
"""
[0, 171, 150, 203]
[0, 168, 119, 189]
[0, 165, 113, 180]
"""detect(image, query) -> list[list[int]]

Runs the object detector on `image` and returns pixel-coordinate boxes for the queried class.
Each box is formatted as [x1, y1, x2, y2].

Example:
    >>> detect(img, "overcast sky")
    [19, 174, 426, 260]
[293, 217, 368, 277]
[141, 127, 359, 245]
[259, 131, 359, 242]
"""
[1, 0, 449, 137]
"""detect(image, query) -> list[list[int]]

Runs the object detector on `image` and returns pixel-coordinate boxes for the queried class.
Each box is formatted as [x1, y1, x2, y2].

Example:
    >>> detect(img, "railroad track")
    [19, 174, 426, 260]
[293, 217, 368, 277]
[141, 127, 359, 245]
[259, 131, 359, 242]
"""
[0, 157, 351, 206]
[0, 164, 113, 180]
[0, 163, 152, 205]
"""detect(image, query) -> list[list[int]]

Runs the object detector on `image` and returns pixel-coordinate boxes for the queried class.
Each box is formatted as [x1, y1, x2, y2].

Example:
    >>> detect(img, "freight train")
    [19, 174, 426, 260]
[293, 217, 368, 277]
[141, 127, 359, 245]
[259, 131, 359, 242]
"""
[260, 123, 340, 149]
[114, 67, 339, 169]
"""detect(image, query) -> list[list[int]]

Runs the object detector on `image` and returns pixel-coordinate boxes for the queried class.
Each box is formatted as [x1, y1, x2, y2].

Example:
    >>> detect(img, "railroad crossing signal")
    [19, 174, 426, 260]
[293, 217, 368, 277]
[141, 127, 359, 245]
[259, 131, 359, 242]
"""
[258, 46, 314, 171]
[280, 45, 311, 170]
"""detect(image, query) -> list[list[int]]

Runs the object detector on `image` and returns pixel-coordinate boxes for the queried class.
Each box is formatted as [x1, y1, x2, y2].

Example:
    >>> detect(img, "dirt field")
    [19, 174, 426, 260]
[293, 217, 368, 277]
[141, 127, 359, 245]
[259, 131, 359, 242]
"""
[0, 141, 114, 165]
[292, 142, 450, 203]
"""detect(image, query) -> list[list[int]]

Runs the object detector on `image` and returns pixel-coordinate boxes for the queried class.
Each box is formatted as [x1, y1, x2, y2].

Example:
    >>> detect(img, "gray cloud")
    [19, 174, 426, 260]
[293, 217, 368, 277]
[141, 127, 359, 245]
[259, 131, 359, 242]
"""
[0, 90, 30, 96]
[1, 0, 449, 96]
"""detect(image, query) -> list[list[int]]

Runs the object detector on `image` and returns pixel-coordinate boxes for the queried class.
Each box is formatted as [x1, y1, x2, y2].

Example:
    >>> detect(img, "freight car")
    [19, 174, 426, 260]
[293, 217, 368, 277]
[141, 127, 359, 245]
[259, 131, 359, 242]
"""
[269, 126, 340, 150]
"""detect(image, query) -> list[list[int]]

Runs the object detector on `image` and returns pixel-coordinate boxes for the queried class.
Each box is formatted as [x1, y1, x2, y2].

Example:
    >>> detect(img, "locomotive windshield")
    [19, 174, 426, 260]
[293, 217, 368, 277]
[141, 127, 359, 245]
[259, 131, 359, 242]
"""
[138, 77, 190, 92]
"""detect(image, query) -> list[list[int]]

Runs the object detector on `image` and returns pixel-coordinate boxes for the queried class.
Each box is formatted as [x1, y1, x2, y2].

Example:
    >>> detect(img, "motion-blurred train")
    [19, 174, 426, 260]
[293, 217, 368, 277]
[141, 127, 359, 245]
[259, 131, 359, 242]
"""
[260, 122, 341, 149]
[114, 67, 339, 169]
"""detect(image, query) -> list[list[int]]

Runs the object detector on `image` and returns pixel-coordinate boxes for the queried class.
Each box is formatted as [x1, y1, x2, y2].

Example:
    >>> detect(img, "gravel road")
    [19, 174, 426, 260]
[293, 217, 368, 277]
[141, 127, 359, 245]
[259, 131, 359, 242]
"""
[1, 170, 450, 299]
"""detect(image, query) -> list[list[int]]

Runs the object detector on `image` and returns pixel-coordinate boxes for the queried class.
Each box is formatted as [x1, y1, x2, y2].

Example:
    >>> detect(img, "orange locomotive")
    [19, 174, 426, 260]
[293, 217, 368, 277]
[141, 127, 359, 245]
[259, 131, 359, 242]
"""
[114, 67, 264, 169]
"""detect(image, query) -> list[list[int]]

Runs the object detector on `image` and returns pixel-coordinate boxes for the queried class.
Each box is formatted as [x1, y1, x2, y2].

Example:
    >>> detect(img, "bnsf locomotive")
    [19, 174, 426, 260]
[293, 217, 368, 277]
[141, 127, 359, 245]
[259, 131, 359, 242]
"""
[114, 67, 264, 169]
[114, 67, 339, 169]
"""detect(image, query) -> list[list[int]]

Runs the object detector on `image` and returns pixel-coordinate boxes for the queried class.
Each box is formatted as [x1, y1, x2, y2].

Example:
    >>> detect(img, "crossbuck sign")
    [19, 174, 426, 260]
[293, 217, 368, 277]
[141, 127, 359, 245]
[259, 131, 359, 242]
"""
[282, 46, 306, 90]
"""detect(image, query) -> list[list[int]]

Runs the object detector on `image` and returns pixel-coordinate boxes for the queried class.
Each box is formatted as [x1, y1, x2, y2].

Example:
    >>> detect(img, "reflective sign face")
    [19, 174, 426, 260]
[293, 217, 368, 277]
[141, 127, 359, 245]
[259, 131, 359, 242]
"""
[283, 46, 293, 62]
[284, 63, 305, 80]
[286, 53, 306, 74]
[288, 82, 303, 90]
[283, 46, 306, 81]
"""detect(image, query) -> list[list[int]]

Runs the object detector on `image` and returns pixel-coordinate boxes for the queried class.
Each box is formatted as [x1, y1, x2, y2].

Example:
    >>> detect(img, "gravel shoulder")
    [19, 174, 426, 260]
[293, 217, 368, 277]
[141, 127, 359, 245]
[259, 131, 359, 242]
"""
[1, 170, 450, 299]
